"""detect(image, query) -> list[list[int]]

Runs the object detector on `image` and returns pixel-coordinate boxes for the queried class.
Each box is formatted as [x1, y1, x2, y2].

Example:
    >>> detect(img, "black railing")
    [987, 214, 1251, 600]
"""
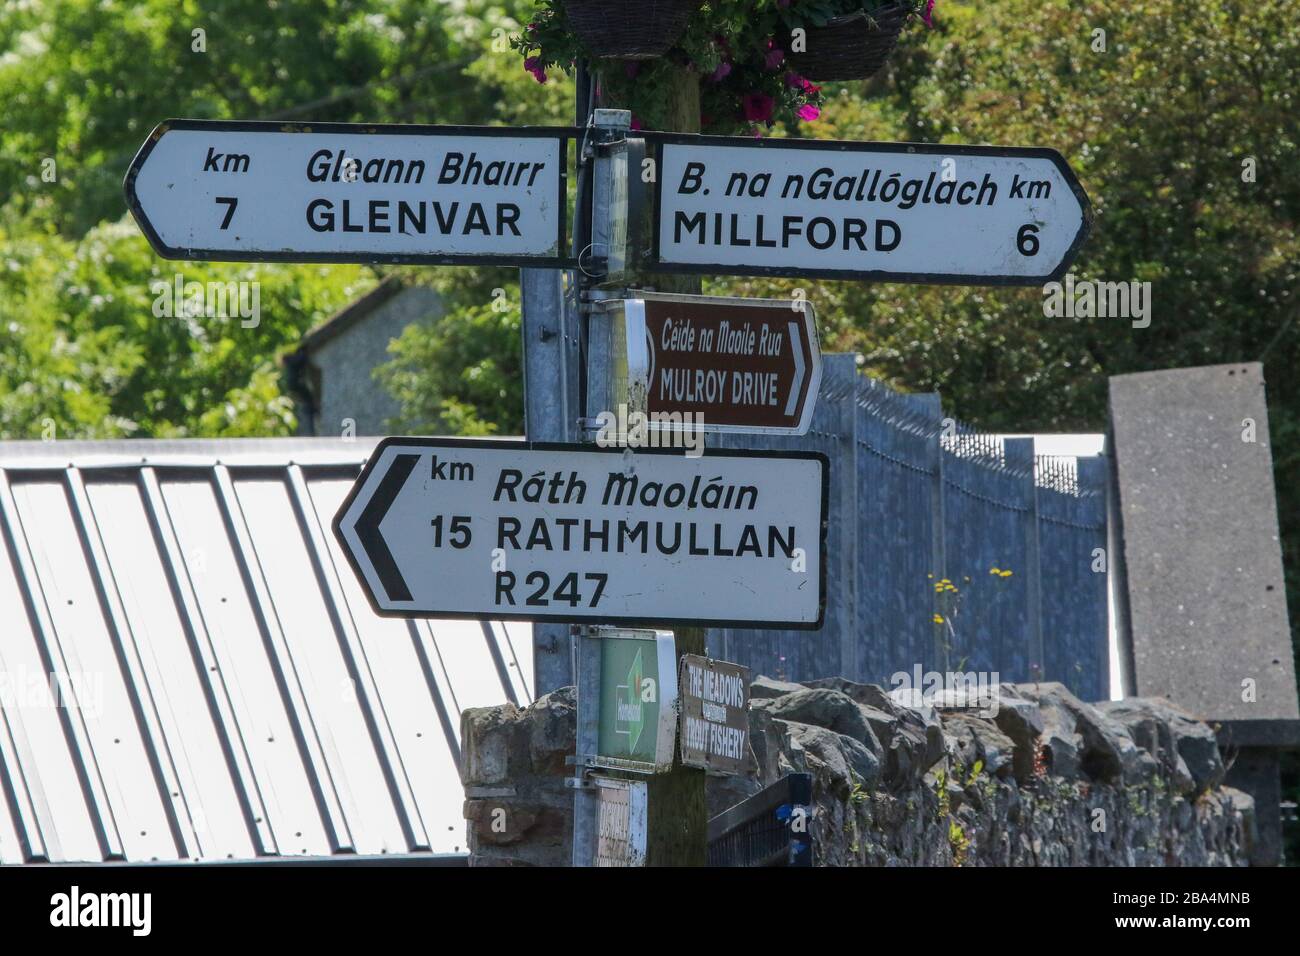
[706, 773, 813, 867]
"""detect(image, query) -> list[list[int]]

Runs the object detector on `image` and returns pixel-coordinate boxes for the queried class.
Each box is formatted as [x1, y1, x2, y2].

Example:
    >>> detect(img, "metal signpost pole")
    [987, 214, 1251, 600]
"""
[521, 266, 576, 693]
[524, 66, 593, 696]
[587, 105, 713, 867]
[569, 79, 605, 868]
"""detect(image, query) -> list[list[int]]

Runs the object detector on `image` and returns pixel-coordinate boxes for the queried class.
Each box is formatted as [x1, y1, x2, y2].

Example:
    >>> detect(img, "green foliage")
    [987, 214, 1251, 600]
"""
[0, 215, 372, 438]
[375, 268, 524, 436]
[514, 0, 884, 133]
[0, 0, 569, 235]
[0, 0, 567, 440]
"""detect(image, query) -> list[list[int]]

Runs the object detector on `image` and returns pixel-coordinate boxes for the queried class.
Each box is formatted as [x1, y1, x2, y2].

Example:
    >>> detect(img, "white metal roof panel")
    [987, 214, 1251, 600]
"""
[0, 438, 532, 863]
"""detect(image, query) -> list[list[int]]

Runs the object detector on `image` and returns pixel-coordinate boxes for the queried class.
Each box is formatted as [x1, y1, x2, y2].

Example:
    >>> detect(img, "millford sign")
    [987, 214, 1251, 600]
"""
[648, 134, 1091, 285]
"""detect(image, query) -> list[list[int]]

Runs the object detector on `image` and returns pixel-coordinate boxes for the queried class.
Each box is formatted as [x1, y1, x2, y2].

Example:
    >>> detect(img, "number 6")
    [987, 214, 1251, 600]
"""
[1017, 223, 1040, 256]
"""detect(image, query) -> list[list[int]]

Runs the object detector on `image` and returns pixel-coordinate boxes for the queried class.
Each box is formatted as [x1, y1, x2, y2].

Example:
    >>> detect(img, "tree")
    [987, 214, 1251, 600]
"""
[0, 0, 571, 440]
[376, 269, 525, 436]
[0, 215, 372, 438]
[0, 0, 561, 234]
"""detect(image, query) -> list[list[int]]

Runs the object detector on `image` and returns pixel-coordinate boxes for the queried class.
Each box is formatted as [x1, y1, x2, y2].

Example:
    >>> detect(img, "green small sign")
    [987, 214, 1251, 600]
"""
[594, 629, 677, 774]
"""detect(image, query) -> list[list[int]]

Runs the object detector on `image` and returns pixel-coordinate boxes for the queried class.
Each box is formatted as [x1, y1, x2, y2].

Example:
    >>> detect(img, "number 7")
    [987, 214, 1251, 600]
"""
[215, 196, 238, 229]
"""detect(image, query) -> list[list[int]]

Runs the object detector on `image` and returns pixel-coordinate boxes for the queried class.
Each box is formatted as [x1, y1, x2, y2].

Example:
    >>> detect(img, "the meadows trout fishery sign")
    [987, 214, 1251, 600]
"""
[679, 655, 750, 776]
[333, 438, 828, 628]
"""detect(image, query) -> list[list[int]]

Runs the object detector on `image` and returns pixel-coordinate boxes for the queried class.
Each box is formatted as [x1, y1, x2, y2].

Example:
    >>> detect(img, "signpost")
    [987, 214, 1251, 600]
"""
[125, 92, 1094, 867]
[332, 437, 828, 628]
[647, 135, 1090, 285]
[593, 776, 648, 867]
[124, 119, 572, 266]
[591, 292, 821, 435]
[678, 655, 751, 775]
[594, 629, 678, 774]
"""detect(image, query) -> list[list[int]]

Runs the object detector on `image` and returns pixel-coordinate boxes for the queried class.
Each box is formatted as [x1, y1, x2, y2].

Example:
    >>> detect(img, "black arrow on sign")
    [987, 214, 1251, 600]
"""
[356, 453, 418, 602]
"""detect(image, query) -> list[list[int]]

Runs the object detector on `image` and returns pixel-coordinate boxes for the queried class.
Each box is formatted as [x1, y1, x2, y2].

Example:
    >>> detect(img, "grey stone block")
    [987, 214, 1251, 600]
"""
[1108, 363, 1298, 722]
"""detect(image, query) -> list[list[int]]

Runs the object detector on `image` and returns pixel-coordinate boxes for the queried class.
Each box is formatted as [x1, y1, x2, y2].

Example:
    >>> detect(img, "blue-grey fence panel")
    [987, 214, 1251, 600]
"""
[706, 356, 1108, 701]
[940, 444, 1033, 683]
[1037, 457, 1109, 701]
[709, 354, 857, 683]
[854, 385, 942, 685]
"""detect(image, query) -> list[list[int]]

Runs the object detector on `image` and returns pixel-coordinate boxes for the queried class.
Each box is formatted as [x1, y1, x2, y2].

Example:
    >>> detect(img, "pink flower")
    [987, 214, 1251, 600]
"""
[796, 104, 821, 122]
[742, 92, 775, 123]
[523, 56, 547, 84]
[709, 61, 732, 82]
[923, 0, 936, 27]
[764, 41, 785, 71]
[785, 72, 821, 95]
[630, 115, 643, 131]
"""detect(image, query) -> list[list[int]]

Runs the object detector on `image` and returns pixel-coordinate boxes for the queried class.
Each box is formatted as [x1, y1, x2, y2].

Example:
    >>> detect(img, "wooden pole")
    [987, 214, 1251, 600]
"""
[598, 67, 707, 867]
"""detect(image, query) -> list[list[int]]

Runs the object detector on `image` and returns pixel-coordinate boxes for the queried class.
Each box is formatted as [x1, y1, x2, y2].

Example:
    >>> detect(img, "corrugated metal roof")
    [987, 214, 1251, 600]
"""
[0, 438, 532, 864]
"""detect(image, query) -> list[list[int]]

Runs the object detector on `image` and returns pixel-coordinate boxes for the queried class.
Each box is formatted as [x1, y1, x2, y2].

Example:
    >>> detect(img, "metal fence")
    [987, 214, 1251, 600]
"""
[709, 354, 1109, 702]
[706, 773, 813, 867]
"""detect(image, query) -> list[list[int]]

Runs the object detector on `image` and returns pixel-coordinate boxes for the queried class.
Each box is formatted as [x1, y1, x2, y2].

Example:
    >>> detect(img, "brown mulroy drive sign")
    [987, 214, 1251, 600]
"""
[678, 654, 750, 775]
[598, 292, 821, 436]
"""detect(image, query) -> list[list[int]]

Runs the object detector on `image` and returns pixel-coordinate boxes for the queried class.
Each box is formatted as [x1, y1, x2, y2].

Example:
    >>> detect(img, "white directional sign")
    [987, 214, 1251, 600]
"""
[125, 119, 571, 265]
[333, 438, 827, 628]
[649, 134, 1090, 285]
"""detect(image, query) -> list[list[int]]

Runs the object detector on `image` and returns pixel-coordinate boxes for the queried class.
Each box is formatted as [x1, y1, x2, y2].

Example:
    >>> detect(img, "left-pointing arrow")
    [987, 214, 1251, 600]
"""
[356, 453, 418, 602]
[123, 119, 572, 266]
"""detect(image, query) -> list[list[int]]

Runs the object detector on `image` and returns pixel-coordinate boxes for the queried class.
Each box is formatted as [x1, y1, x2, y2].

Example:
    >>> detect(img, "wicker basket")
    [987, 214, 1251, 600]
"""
[787, 5, 910, 81]
[563, 0, 703, 59]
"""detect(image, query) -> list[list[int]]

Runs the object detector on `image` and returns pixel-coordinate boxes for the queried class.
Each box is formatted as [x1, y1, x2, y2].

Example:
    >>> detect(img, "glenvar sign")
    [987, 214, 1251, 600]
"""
[602, 293, 821, 436]
[333, 438, 828, 628]
[124, 119, 570, 265]
[648, 134, 1091, 285]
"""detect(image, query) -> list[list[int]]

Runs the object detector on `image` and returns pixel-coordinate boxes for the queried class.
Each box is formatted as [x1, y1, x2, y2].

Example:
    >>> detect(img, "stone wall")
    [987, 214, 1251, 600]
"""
[460, 680, 1256, 866]
[460, 686, 577, 867]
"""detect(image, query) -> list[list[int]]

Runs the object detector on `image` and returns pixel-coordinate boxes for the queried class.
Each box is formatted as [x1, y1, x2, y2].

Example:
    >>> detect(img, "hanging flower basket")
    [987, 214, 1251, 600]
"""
[787, 4, 910, 82]
[561, 0, 702, 60]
